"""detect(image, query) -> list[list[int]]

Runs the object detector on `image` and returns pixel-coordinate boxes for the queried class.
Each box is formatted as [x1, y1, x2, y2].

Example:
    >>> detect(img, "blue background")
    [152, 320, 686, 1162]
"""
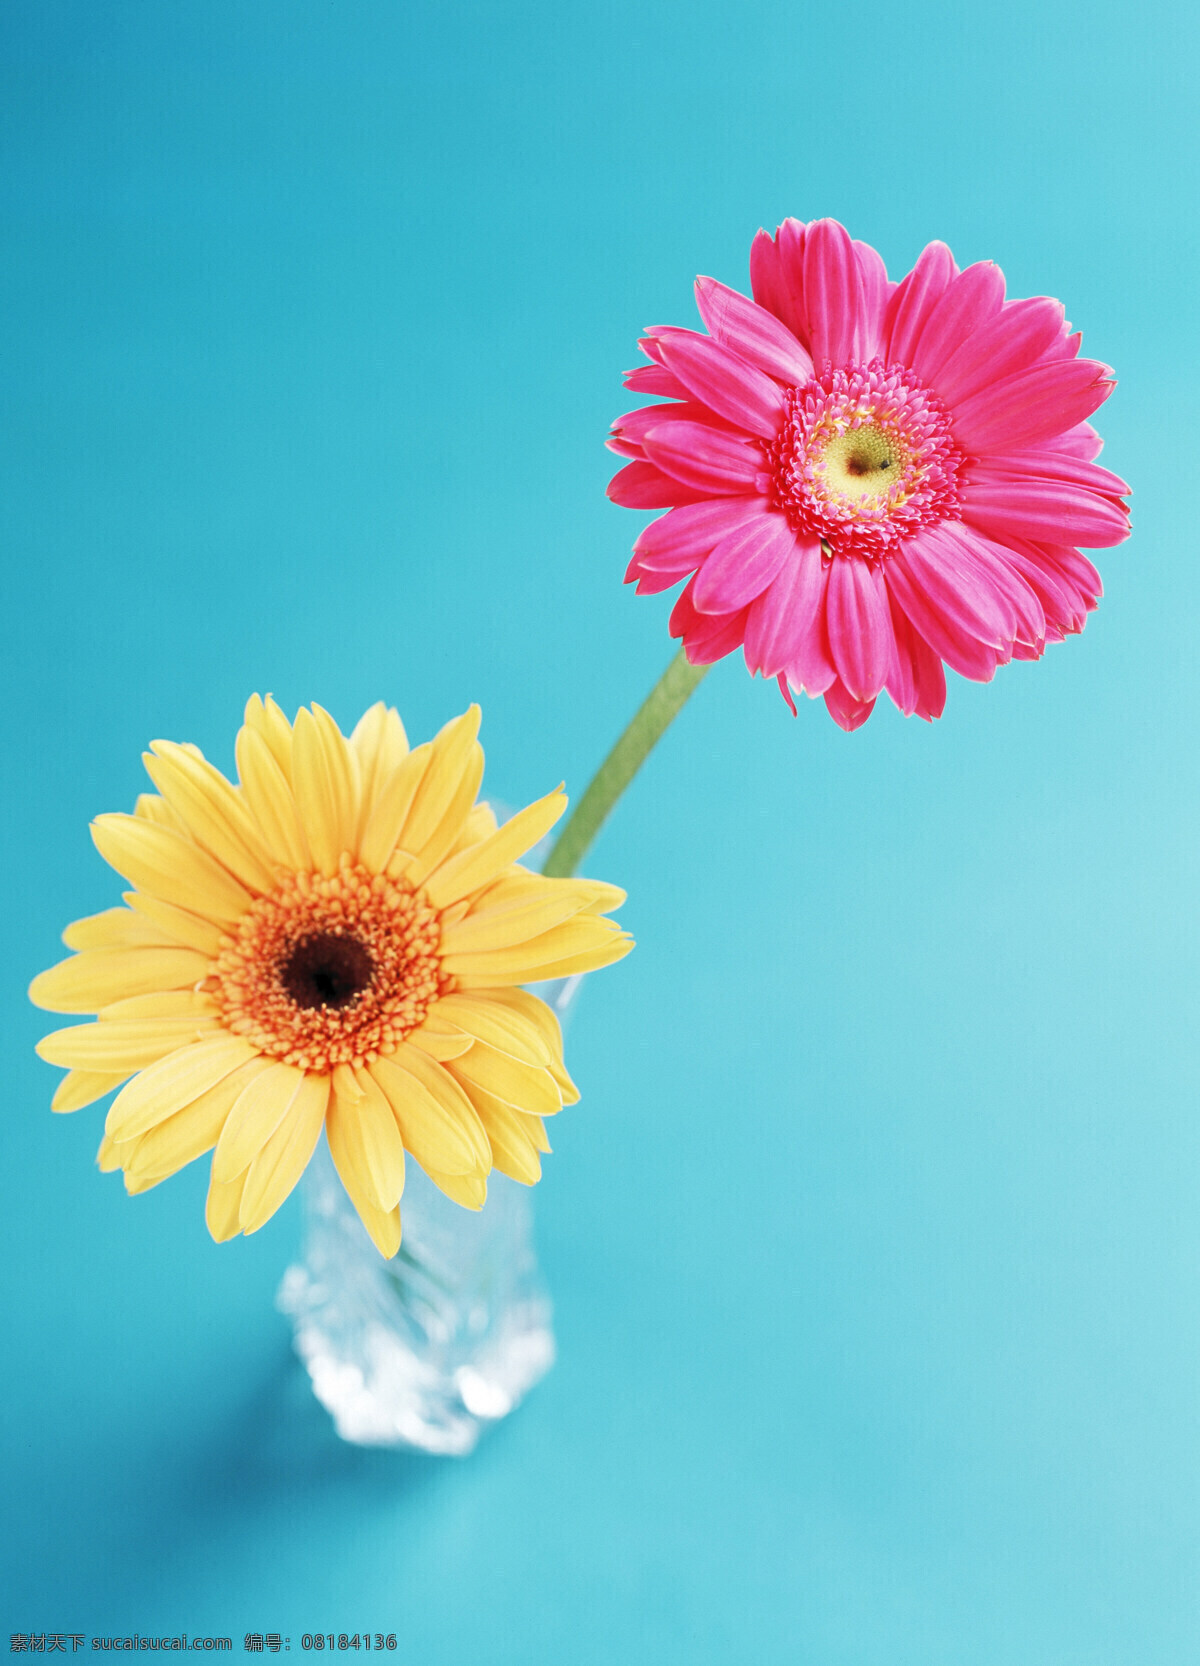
[2, 2, 1196, 1659]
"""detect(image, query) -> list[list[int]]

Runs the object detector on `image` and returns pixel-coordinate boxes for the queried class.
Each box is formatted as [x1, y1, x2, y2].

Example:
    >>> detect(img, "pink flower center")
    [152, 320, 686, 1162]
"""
[767, 361, 964, 561]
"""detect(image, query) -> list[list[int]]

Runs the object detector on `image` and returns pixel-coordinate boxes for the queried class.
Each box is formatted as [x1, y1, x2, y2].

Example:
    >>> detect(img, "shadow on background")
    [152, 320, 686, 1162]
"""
[4, 1335, 453, 1622]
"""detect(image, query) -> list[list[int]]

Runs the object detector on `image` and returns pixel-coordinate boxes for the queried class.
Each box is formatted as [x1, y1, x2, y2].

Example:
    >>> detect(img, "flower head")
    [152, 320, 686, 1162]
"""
[611, 218, 1130, 729]
[30, 699, 632, 1255]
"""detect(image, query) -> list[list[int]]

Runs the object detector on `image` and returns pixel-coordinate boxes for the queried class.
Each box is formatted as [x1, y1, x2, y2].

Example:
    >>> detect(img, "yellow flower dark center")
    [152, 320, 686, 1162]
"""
[281, 931, 376, 1011]
[212, 861, 449, 1071]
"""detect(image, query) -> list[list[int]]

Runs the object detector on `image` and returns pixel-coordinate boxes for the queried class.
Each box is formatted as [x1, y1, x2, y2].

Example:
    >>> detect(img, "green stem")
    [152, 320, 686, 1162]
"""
[542, 648, 710, 879]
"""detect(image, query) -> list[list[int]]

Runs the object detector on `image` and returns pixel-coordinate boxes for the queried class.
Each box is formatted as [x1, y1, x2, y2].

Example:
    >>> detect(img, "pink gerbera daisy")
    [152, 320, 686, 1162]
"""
[610, 218, 1129, 730]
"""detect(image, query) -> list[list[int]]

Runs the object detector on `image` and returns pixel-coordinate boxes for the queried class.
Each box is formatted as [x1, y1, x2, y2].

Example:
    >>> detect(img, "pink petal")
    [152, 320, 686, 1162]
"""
[950, 524, 1046, 646]
[1033, 541, 1103, 605]
[785, 622, 838, 697]
[612, 400, 739, 450]
[649, 327, 785, 439]
[974, 448, 1129, 498]
[911, 632, 948, 720]
[825, 556, 895, 703]
[633, 497, 766, 574]
[852, 238, 894, 360]
[888, 570, 1005, 682]
[883, 240, 957, 365]
[931, 296, 1074, 409]
[884, 608, 918, 716]
[692, 511, 797, 614]
[669, 579, 749, 664]
[743, 536, 835, 689]
[749, 218, 808, 344]
[624, 553, 690, 596]
[803, 219, 869, 366]
[824, 680, 877, 731]
[693, 276, 813, 386]
[1043, 421, 1103, 462]
[1006, 538, 1102, 622]
[910, 261, 1007, 387]
[885, 528, 1022, 679]
[641, 420, 766, 494]
[605, 432, 643, 461]
[989, 539, 1092, 635]
[885, 596, 947, 721]
[623, 362, 690, 398]
[950, 357, 1115, 454]
[962, 464, 1130, 549]
[607, 460, 712, 509]
[888, 524, 1011, 645]
[776, 674, 799, 715]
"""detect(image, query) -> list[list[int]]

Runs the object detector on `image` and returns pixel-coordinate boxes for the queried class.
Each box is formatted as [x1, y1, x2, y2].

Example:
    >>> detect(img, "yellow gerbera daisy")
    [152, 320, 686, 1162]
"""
[30, 698, 633, 1257]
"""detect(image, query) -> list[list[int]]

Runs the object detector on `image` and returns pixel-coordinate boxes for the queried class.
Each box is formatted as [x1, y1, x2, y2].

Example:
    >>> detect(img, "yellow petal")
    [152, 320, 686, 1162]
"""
[450, 1043, 561, 1118]
[211, 1060, 307, 1182]
[325, 1099, 404, 1258]
[440, 885, 598, 956]
[406, 1026, 474, 1061]
[401, 740, 485, 887]
[313, 700, 362, 855]
[430, 992, 551, 1065]
[125, 890, 228, 955]
[37, 1018, 220, 1072]
[337, 1171, 402, 1255]
[370, 1050, 488, 1176]
[291, 706, 359, 875]
[62, 907, 175, 952]
[397, 707, 481, 857]
[459, 1076, 543, 1185]
[485, 1123, 541, 1185]
[461, 867, 547, 910]
[357, 744, 431, 874]
[124, 1056, 272, 1182]
[206, 1166, 248, 1242]
[105, 1035, 258, 1142]
[234, 724, 311, 870]
[344, 1065, 407, 1210]
[97, 1129, 137, 1172]
[422, 788, 568, 909]
[91, 814, 252, 925]
[447, 800, 498, 858]
[452, 932, 633, 987]
[243, 694, 295, 782]
[326, 1093, 374, 1206]
[29, 946, 212, 1013]
[579, 881, 629, 913]
[124, 1168, 170, 1195]
[52, 1069, 129, 1113]
[98, 990, 218, 1021]
[331, 1061, 365, 1102]
[357, 1196, 402, 1258]
[426, 1169, 487, 1210]
[475, 871, 625, 916]
[521, 1110, 552, 1154]
[134, 792, 185, 832]
[143, 741, 276, 893]
[350, 703, 409, 835]
[238, 1071, 329, 1234]
[486, 987, 564, 1052]
[488, 987, 580, 1102]
[442, 913, 626, 977]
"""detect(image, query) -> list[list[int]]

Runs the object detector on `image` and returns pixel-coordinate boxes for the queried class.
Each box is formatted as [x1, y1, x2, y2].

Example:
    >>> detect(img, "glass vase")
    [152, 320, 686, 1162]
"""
[278, 976, 579, 1455]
